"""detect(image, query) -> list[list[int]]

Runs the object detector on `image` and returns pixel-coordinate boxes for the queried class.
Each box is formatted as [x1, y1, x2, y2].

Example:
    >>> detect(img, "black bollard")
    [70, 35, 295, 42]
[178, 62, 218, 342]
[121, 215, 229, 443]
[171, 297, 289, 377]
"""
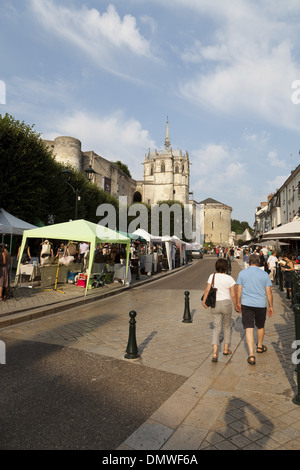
[293, 304, 300, 405]
[182, 291, 192, 323]
[125, 310, 139, 359]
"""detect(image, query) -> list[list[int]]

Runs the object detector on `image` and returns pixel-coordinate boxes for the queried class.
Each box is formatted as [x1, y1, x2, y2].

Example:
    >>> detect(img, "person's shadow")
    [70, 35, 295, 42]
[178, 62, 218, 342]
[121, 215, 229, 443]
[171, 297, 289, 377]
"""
[208, 397, 274, 449]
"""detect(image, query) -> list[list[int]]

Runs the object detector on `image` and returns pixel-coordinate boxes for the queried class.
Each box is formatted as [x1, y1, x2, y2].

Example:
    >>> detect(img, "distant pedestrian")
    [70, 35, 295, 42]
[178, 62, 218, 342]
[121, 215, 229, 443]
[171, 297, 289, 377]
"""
[262, 246, 268, 262]
[243, 250, 249, 269]
[202, 258, 238, 362]
[258, 250, 266, 271]
[0, 243, 10, 301]
[267, 250, 278, 282]
[236, 254, 274, 365]
[281, 254, 294, 299]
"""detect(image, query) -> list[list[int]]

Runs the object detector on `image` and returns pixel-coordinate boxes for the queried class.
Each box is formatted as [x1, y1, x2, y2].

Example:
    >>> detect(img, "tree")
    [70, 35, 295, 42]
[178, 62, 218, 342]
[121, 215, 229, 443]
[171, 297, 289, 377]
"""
[231, 219, 253, 236]
[0, 113, 119, 225]
[0, 113, 67, 225]
[114, 160, 131, 178]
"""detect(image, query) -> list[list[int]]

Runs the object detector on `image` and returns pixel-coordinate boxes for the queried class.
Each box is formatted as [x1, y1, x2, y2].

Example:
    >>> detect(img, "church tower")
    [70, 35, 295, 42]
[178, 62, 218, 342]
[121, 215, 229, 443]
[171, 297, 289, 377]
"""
[141, 118, 190, 205]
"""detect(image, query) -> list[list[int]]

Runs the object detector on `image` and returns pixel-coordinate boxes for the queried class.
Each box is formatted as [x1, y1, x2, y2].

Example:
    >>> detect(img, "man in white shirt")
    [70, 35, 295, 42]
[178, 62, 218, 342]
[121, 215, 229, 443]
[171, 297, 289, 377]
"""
[267, 250, 278, 281]
[79, 242, 89, 267]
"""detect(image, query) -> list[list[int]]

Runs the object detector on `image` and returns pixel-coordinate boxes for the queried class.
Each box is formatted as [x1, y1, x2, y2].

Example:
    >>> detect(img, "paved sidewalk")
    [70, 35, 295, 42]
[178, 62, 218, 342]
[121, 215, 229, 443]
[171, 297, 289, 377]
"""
[1, 257, 300, 450]
[118, 259, 300, 451]
[0, 264, 190, 328]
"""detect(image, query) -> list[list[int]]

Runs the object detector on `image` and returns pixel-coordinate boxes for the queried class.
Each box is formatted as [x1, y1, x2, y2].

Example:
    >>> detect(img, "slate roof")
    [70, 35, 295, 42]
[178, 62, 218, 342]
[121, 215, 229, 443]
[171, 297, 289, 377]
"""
[199, 198, 224, 205]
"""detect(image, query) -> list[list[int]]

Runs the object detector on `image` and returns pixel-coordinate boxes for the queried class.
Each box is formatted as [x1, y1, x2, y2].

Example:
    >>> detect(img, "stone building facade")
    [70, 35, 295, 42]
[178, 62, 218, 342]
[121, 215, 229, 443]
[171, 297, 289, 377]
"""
[254, 164, 300, 239]
[200, 198, 232, 246]
[44, 122, 232, 245]
[44, 120, 190, 207]
[43, 136, 136, 202]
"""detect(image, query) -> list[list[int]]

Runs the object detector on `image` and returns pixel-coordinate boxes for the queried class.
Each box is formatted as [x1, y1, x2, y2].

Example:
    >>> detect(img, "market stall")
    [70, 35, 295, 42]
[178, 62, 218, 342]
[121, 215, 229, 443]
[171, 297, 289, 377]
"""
[16, 219, 130, 296]
[132, 229, 162, 274]
[0, 208, 37, 265]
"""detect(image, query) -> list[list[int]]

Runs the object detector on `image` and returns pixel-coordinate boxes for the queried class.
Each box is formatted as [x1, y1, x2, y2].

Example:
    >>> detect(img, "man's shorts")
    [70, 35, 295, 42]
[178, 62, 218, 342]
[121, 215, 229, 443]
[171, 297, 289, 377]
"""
[241, 305, 267, 329]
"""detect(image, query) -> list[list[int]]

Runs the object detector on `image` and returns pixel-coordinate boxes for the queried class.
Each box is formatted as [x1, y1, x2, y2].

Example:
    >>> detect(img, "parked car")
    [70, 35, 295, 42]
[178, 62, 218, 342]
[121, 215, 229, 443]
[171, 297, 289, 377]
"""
[191, 249, 203, 259]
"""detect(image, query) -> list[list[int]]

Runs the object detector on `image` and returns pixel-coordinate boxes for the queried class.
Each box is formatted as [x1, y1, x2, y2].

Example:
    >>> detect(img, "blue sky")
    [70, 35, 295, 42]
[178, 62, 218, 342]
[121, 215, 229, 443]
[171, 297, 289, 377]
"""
[1, 0, 300, 226]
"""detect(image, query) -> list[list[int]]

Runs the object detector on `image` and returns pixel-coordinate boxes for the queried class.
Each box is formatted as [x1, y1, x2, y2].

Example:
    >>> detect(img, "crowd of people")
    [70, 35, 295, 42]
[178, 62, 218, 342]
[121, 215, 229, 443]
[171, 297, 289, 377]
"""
[202, 243, 300, 366]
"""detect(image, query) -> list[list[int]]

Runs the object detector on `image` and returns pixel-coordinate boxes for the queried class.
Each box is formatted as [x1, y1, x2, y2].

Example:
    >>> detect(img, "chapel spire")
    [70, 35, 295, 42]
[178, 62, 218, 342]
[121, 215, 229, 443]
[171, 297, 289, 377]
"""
[164, 117, 171, 150]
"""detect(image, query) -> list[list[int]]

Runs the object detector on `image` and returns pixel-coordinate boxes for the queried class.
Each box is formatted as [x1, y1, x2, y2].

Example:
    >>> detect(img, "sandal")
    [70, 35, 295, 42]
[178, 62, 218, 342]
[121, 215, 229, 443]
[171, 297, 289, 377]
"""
[257, 345, 267, 353]
[247, 356, 256, 365]
[212, 354, 218, 362]
[223, 349, 232, 356]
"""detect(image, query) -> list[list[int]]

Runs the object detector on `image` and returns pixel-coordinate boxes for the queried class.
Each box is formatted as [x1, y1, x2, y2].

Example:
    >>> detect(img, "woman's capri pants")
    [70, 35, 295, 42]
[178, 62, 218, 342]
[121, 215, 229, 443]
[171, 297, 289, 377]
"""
[211, 299, 232, 346]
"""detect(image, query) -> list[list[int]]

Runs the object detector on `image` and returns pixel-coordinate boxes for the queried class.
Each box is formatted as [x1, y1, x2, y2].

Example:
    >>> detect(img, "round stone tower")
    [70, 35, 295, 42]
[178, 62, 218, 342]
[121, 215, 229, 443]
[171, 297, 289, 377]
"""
[53, 136, 82, 170]
[200, 198, 232, 246]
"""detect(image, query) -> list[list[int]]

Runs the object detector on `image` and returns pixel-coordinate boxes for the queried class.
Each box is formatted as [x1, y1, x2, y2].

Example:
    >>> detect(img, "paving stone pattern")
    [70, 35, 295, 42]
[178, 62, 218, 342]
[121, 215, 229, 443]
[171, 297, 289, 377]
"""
[1, 258, 300, 450]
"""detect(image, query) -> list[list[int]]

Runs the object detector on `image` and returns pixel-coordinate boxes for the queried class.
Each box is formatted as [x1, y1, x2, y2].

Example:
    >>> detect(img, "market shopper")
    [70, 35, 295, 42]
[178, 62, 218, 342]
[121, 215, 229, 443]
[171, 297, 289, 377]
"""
[243, 250, 249, 269]
[0, 243, 10, 301]
[281, 254, 294, 299]
[202, 258, 238, 362]
[236, 254, 274, 365]
[267, 250, 278, 282]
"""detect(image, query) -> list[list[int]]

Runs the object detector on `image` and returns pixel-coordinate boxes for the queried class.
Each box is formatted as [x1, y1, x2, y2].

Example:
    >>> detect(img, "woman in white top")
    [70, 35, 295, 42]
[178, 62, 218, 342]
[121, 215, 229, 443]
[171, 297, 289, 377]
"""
[202, 258, 238, 362]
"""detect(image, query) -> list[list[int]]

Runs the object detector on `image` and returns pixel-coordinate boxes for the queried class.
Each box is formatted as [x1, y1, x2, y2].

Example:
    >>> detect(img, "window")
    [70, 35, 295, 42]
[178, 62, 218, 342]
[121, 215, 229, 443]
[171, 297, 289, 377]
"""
[175, 165, 179, 174]
[150, 166, 153, 176]
[161, 162, 165, 172]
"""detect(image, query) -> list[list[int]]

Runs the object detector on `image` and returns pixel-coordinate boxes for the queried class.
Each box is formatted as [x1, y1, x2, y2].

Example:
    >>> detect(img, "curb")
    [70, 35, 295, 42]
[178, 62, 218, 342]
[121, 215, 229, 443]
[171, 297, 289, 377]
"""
[0, 261, 194, 329]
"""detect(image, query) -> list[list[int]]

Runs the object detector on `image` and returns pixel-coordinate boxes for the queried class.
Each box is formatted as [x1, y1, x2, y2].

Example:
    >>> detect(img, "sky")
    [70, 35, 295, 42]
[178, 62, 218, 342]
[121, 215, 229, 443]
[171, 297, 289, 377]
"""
[1, 0, 300, 226]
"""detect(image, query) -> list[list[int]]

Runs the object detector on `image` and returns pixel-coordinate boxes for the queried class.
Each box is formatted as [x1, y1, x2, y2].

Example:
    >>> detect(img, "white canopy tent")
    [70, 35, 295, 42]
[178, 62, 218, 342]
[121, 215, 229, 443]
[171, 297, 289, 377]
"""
[161, 235, 187, 269]
[132, 228, 161, 244]
[132, 229, 187, 271]
[0, 208, 37, 252]
[171, 235, 187, 266]
[161, 235, 174, 270]
[0, 208, 37, 235]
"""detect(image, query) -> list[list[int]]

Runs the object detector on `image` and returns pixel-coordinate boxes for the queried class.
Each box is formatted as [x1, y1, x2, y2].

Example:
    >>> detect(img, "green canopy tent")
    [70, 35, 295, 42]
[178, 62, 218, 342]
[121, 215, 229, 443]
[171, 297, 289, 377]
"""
[16, 219, 130, 296]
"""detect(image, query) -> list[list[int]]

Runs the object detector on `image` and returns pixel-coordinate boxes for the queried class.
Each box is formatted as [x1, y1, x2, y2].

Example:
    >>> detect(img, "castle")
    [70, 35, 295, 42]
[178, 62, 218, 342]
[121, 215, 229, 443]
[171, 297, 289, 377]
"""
[44, 119, 232, 245]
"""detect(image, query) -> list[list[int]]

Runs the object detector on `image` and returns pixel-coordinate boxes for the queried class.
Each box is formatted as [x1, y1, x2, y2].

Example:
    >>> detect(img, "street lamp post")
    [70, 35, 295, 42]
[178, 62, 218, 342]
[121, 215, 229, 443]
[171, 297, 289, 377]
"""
[62, 165, 96, 220]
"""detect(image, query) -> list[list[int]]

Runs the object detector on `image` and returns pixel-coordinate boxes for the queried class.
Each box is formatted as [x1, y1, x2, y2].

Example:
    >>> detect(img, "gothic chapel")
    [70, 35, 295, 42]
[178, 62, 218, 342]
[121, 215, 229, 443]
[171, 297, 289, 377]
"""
[134, 119, 190, 205]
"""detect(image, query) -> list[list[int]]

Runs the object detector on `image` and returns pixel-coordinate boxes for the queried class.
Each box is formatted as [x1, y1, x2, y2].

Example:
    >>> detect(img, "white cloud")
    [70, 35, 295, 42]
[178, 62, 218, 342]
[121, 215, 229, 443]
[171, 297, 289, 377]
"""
[267, 150, 287, 168]
[267, 174, 289, 193]
[169, 0, 300, 130]
[190, 143, 247, 204]
[30, 1, 155, 79]
[42, 110, 155, 179]
[242, 130, 270, 145]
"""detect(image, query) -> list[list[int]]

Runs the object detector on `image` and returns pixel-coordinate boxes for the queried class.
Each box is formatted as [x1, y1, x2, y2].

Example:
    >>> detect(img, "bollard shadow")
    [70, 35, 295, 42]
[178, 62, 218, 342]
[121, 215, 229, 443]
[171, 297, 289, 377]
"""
[138, 331, 158, 355]
[190, 309, 197, 320]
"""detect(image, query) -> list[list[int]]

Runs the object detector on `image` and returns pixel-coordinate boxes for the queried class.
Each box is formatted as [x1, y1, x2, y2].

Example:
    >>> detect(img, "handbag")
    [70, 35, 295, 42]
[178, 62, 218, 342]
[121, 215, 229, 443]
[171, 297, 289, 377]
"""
[201, 273, 217, 308]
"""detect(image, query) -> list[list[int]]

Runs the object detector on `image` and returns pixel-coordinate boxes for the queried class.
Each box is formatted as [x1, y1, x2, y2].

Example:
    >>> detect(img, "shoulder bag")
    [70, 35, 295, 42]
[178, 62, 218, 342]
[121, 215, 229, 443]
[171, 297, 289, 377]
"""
[201, 273, 217, 308]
